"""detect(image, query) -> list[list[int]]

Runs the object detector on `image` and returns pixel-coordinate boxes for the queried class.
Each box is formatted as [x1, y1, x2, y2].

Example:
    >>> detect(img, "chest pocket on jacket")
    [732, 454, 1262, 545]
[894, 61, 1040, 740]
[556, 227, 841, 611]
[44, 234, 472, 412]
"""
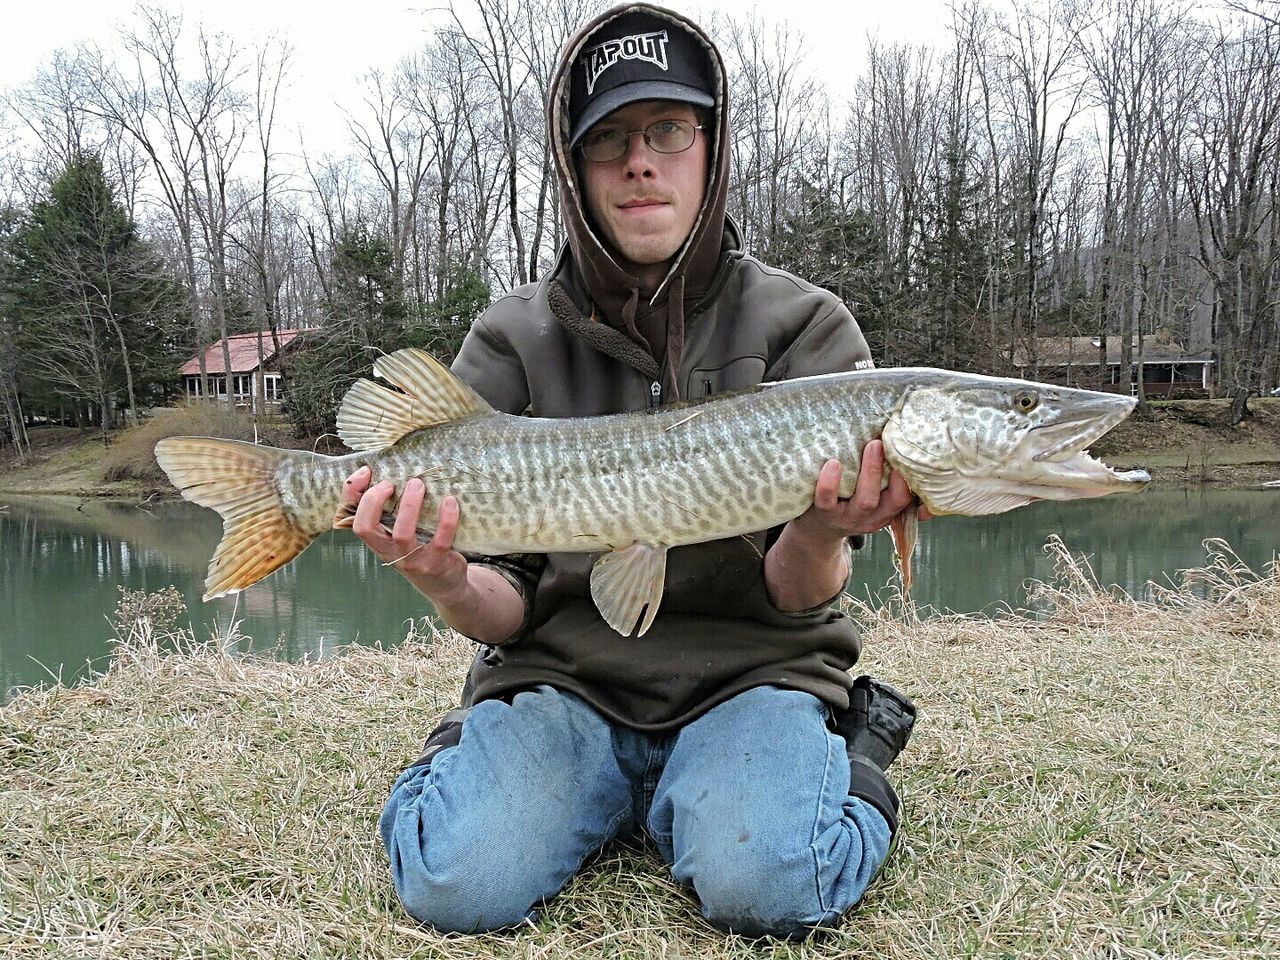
[687, 355, 767, 398]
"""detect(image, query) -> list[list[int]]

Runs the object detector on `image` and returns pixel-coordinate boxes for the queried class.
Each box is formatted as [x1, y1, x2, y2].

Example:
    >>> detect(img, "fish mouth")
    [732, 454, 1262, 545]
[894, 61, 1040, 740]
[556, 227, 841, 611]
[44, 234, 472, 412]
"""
[1028, 394, 1150, 491]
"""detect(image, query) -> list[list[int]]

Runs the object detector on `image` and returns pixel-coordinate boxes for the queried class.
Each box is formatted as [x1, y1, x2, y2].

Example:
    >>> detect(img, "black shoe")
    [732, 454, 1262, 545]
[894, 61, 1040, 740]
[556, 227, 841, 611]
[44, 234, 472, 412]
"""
[849, 755, 903, 836]
[833, 675, 916, 772]
[405, 707, 467, 772]
[834, 676, 915, 837]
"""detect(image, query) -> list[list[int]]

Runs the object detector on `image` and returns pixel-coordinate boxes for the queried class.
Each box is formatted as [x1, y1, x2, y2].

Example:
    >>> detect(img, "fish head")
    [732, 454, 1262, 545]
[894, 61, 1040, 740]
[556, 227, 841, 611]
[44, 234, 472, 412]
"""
[880, 375, 1151, 516]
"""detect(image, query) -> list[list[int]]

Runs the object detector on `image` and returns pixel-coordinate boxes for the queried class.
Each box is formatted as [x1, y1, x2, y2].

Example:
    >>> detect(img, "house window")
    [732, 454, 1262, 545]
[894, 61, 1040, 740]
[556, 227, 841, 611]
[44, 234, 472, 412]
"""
[233, 375, 252, 397]
[263, 375, 283, 401]
[1173, 364, 1201, 383]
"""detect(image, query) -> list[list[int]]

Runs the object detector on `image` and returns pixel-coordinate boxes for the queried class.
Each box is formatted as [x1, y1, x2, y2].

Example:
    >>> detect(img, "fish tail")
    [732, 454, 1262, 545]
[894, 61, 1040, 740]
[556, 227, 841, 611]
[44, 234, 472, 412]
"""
[154, 437, 320, 601]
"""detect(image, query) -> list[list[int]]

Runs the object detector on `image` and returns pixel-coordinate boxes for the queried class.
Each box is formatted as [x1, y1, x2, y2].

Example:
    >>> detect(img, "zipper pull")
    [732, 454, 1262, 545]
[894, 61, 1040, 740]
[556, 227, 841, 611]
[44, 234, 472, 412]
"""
[649, 380, 662, 408]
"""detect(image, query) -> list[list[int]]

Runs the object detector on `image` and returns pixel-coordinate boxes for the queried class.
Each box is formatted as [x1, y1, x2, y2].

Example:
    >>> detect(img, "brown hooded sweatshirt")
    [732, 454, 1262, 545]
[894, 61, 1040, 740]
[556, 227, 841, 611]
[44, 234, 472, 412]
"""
[450, 3, 875, 732]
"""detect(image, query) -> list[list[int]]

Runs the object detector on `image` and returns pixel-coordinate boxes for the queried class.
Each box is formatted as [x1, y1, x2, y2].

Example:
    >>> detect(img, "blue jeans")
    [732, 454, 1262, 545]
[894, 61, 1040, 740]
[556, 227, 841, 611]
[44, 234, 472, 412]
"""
[379, 684, 892, 937]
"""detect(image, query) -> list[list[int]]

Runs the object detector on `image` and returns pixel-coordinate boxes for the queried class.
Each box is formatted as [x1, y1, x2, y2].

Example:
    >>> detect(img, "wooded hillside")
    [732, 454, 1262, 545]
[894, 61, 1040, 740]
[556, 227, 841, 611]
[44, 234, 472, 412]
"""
[1, 0, 1278, 453]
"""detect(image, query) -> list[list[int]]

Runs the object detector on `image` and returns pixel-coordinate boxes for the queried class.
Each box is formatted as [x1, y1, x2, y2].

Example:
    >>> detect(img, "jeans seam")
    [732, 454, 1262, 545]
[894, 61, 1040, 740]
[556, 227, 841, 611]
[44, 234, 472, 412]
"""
[809, 702, 837, 919]
[641, 735, 670, 840]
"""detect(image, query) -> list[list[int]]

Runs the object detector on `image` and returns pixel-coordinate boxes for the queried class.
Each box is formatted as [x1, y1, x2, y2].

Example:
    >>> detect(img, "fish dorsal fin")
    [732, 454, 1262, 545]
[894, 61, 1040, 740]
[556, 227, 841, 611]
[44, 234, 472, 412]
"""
[336, 348, 493, 450]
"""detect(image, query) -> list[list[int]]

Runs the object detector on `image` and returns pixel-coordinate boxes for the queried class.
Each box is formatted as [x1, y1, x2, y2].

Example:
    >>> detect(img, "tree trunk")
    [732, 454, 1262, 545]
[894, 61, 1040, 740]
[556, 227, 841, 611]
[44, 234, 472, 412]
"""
[1229, 386, 1251, 425]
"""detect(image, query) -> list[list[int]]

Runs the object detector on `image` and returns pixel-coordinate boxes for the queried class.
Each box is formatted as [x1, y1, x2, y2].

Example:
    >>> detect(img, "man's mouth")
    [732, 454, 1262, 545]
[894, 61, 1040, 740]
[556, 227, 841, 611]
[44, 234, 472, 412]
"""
[619, 198, 666, 209]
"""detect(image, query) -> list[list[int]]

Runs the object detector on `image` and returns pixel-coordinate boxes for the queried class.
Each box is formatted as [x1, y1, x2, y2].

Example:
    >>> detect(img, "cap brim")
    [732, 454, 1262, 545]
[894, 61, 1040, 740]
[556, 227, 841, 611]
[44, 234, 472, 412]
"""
[570, 81, 716, 147]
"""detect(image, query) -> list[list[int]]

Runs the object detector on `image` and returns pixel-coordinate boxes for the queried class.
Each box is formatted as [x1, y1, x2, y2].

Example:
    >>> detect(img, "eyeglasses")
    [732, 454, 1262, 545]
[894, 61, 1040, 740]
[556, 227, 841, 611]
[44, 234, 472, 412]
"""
[579, 118, 705, 164]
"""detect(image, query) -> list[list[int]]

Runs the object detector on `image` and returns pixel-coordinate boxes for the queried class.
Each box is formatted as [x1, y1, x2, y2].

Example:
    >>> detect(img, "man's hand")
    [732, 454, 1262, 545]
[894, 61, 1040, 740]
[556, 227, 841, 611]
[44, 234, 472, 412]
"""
[343, 466, 470, 605]
[764, 439, 929, 612]
[340, 466, 525, 644]
[789, 439, 930, 546]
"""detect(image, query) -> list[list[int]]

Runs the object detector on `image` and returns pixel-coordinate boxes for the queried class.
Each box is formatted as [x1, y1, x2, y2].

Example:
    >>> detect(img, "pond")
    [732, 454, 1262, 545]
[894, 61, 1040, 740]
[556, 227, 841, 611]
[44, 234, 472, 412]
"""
[2, 488, 1277, 692]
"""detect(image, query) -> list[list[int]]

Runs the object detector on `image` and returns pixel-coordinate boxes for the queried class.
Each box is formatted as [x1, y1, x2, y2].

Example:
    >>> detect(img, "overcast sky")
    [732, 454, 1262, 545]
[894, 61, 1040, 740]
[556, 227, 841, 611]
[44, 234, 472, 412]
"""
[0, 0, 955, 156]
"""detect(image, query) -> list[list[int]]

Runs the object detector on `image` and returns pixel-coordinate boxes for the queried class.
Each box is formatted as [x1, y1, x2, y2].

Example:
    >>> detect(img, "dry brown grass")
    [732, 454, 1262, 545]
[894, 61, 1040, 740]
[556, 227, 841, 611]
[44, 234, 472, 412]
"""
[1, 540, 1277, 959]
[99, 406, 283, 486]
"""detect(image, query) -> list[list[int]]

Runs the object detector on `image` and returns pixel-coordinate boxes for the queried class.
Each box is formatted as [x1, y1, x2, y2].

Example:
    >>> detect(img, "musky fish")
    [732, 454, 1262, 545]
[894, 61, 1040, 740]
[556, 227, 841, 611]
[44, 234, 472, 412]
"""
[155, 348, 1150, 636]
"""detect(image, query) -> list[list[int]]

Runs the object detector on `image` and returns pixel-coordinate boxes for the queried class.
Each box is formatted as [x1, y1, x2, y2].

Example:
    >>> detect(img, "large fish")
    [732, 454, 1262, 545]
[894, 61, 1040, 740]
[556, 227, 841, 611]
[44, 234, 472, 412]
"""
[155, 348, 1150, 635]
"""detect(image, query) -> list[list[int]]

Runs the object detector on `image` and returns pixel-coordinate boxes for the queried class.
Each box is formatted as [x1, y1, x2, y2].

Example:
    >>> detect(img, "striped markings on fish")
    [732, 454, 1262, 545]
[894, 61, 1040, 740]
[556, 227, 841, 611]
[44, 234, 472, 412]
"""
[155, 348, 1150, 636]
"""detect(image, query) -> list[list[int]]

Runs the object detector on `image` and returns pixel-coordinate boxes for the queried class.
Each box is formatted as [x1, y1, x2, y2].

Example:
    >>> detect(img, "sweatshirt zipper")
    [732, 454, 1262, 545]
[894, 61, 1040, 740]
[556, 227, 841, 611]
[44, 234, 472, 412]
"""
[649, 380, 662, 408]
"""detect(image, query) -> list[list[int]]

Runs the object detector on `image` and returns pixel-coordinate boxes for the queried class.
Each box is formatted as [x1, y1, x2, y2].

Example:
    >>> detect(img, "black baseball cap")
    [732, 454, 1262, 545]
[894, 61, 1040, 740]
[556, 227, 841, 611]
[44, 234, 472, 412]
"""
[568, 10, 715, 148]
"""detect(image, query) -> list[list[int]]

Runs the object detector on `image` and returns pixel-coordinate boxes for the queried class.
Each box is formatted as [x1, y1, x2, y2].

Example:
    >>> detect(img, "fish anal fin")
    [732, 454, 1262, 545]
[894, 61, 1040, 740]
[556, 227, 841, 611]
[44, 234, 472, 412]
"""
[589, 542, 669, 637]
[336, 348, 493, 451]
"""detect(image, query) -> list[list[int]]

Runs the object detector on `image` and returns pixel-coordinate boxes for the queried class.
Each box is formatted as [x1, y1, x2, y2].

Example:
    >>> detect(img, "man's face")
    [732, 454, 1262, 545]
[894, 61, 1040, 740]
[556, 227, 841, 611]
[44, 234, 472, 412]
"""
[579, 100, 709, 276]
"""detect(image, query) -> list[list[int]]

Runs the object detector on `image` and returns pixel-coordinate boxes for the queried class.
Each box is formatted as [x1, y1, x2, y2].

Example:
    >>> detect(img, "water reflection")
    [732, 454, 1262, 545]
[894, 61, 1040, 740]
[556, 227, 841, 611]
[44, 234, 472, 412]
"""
[850, 487, 1279, 614]
[2, 489, 1277, 692]
[0, 497, 434, 693]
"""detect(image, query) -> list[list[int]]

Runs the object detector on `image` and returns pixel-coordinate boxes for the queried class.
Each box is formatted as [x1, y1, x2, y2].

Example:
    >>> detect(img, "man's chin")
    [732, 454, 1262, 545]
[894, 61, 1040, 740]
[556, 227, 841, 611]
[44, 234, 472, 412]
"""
[612, 238, 681, 270]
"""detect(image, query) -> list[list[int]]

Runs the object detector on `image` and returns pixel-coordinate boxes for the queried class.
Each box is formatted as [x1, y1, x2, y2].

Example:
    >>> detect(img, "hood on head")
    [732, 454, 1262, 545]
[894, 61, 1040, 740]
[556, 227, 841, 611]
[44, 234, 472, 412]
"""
[548, 3, 731, 396]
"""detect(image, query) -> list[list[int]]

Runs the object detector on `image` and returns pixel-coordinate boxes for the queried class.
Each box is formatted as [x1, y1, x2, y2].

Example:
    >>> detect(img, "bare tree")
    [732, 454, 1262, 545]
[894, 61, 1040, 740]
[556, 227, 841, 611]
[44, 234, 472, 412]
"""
[449, 0, 535, 286]
[993, 0, 1087, 378]
[345, 66, 434, 308]
[236, 39, 292, 417]
[721, 15, 823, 258]
[82, 8, 253, 410]
[1184, 16, 1280, 421]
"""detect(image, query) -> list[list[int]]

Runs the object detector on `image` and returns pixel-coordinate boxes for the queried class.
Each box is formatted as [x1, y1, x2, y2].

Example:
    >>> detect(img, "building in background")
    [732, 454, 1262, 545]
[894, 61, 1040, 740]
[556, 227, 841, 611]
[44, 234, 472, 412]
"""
[1012, 332, 1215, 398]
[180, 331, 309, 411]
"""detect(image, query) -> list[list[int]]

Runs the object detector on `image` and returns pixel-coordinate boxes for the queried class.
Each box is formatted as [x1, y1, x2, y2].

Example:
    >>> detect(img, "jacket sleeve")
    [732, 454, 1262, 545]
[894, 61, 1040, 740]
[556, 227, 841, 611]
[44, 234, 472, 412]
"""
[449, 308, 545, 642]
[451, 313, 532, 415]
[766, 299, 873, 381]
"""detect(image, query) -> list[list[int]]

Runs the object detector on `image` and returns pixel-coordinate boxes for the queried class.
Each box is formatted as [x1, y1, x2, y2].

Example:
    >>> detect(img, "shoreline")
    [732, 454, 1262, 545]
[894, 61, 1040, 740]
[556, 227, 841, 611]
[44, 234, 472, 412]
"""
[4, 397, 1280, 499]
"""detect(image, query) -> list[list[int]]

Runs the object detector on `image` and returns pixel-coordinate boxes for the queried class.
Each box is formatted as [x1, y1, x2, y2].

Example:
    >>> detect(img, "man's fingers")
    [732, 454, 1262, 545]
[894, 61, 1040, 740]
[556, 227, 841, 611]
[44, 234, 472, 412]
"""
[884, 469, 913, 513]
[813, 460, 842, 511]
[341, 465, 371, 508]
[431, 496, 460, 553]
[353, 479, 395, 539]
[853, 440, 885, 512]
[391, 477, 426, 544]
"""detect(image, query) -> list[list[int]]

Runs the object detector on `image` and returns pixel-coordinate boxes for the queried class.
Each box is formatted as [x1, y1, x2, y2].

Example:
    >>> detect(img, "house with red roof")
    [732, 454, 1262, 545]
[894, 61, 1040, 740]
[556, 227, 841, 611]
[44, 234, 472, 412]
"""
[179, 330, 309, 411]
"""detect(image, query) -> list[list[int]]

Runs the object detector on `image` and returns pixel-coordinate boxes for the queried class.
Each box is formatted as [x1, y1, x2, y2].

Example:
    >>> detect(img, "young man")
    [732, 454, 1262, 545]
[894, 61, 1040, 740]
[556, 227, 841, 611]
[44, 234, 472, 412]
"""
[343, 3, 918, 938]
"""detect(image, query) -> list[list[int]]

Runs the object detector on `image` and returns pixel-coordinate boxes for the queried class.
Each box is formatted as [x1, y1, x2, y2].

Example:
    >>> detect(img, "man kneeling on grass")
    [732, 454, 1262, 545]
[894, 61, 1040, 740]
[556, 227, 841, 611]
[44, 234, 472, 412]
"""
[341, 3, 917, 938]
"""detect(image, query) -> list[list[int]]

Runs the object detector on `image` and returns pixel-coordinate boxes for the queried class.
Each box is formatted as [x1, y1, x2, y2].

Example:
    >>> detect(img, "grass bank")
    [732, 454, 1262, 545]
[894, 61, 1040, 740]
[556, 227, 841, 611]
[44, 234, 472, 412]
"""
[1091, 396, 1280, 486]
[0, 407, 315, 499]
[1, 540, 1276, 958]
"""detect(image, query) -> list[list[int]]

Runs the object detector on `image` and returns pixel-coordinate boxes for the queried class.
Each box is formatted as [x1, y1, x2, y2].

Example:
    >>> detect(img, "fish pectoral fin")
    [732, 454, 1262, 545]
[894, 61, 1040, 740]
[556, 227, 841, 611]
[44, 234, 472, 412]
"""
[926, 478, 1035, 515]
[589, 542, 669, 638]
[335, 348, 494, 450]
[888, 505, 921, 596]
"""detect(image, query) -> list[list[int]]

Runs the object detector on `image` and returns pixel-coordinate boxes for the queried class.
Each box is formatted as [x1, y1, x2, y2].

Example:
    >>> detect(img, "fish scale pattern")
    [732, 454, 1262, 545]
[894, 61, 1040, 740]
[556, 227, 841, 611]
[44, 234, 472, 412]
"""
[289, 378, 897, 554]
[158, 364, 1149, 606]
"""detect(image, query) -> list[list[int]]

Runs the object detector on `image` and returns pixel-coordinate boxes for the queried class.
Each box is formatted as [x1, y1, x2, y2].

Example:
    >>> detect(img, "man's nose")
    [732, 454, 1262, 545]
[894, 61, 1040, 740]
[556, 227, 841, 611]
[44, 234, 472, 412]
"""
[621, 132, 657, 177]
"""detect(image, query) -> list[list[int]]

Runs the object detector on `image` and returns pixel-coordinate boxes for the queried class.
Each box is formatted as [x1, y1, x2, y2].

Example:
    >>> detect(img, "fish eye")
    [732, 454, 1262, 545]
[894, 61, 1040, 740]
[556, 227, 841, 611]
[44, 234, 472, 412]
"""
[1014, 390, 1039, 413]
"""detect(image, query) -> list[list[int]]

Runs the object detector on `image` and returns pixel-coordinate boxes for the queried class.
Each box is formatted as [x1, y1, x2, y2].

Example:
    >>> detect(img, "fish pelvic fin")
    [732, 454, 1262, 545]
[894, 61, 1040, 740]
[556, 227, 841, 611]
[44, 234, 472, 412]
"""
[154, 437, 318, 601]
[336, 347, 493, 450]
[589, 542, 669, 637]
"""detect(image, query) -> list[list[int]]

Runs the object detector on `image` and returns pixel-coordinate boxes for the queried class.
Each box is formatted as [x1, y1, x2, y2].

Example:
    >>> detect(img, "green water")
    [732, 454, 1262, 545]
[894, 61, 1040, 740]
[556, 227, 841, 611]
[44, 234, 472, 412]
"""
[2, 489, 1277, 692]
